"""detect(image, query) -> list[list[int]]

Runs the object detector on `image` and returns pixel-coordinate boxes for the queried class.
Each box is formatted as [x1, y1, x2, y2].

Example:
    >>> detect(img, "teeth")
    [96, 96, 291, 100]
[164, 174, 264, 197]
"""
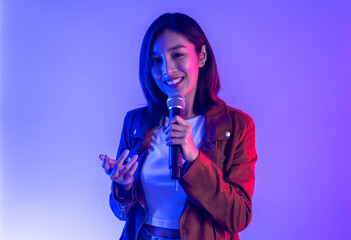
[166, 77, 183, 85]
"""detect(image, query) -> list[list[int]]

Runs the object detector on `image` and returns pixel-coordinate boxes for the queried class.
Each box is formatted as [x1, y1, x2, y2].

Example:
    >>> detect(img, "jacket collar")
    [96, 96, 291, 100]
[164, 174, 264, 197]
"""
[204, 96, 232, 142]
[131, 107, 158, 140]
[131, 96, 232, 142]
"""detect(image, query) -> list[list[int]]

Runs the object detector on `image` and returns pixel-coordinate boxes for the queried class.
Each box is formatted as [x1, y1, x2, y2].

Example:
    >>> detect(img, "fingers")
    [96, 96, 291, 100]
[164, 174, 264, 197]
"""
[165, 117, 189, 137]
[99, 154, 116, 164]
[111, 154, 139, 181]
[121, 161, 138, 181]
[110, 162, 119, 179]
[102, 155, 114, 172]
[100, 151, 139, 185]
[166, 138, 187, 146]
[166, 131, 191, 145]
[99, 152, 125, 174]
[165, 117, 191, 145]
[168, 115, 187, 125]
[118, 154, 138, 177]
[116, 149, 130, 169]
[128, 161, 138, 177]
[167, 129, 188, 139]
[165, 123, 187, 134]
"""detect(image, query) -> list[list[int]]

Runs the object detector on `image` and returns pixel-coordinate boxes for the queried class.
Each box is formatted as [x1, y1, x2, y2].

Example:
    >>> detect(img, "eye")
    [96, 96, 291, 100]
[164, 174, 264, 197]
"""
[173, 53, 184, 58]
[150, 56, 161, 65]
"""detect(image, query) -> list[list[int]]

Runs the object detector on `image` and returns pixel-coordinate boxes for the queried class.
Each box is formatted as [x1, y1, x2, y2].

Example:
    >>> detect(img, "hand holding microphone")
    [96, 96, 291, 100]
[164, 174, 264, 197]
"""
[166, 93, 200, 180]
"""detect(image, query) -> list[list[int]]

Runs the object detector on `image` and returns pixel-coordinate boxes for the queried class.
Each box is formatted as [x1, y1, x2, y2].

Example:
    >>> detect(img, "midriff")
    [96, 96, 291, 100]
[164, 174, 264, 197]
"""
[143, 224, 181, 239]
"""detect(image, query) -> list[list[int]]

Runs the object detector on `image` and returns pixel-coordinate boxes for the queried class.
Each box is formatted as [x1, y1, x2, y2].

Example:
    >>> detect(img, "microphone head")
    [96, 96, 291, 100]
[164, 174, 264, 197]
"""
[167, 93, 185, 110]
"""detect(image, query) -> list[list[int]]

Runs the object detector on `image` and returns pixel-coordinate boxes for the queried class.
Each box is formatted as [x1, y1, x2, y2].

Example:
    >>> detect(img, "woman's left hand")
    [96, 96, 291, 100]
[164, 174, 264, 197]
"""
[165, 115, 200, 162]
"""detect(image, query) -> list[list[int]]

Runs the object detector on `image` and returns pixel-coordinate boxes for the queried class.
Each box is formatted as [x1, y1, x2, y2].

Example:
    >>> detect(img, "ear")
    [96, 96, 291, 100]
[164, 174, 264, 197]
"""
[199, 45, 207, 68]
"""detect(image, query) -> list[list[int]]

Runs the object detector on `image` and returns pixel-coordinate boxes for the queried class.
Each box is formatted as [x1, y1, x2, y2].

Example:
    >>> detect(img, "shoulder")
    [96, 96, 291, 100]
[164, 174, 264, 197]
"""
[210, 96, 254, 128]
[224, 105, 255, 143]
[206, 96, 255, 140]
[122, 106, 158, 139]
[123, 106, 148, 123]
[214, 97, 254, 135]
[226, 105, 254, 127]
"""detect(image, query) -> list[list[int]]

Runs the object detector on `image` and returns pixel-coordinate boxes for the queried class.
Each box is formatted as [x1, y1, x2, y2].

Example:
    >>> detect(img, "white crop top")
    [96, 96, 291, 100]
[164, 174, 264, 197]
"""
[140, 115, 205, 229]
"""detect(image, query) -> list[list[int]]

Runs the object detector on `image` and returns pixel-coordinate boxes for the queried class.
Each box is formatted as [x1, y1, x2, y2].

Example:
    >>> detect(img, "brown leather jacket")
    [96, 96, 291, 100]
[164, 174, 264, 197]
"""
[109, 97, 257, 240]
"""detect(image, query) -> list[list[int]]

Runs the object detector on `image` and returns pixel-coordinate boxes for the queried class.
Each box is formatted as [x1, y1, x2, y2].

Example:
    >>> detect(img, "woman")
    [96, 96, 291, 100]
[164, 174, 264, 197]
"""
[99, 13, 257, 240]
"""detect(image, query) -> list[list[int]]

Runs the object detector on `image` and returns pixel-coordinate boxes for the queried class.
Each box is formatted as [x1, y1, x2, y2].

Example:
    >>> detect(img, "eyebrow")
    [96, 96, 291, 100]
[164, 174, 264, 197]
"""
[151, 44, 186, 54]
[167, 44, 186, 51]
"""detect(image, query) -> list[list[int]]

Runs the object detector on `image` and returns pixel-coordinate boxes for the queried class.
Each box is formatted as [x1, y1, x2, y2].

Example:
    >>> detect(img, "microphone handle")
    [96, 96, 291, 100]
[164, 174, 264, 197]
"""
[170, 145, 182, 180]
[169, 107, 183, 180]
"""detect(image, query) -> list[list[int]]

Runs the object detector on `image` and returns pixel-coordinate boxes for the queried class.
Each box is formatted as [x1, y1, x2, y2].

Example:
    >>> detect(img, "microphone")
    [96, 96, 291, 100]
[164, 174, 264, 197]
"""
[167, 93, 186, 180]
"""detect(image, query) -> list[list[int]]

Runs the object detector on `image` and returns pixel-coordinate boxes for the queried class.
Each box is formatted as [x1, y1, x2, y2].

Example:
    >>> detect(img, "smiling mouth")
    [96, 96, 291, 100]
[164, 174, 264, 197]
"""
[166, 77, 184, 86]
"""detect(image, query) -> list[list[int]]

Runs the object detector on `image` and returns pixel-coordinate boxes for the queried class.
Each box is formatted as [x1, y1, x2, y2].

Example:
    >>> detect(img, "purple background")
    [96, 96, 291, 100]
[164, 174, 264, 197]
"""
[1, 0, 351, 239]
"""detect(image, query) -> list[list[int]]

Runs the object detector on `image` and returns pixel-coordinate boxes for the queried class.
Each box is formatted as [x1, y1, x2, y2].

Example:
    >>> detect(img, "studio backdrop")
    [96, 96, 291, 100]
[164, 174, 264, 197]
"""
[1, 0, 350, 239]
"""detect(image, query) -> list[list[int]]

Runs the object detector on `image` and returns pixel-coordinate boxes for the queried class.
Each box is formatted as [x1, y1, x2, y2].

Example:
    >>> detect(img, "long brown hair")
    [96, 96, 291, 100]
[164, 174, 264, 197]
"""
[139, 13, 220, 124]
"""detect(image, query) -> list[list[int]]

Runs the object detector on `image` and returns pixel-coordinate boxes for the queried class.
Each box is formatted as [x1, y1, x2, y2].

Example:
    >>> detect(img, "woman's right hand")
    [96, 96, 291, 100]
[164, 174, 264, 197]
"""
[99, 150, 139, 191]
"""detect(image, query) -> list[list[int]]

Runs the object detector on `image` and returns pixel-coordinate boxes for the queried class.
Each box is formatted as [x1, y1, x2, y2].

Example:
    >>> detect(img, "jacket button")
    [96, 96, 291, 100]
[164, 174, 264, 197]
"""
[225, 131, 230, 137]
[133, 129, 137, 135]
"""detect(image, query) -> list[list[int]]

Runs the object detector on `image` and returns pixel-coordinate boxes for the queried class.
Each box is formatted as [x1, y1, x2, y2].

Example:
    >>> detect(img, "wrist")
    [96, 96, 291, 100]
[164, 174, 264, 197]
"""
[122, 183, 133, 192]
[187, 149, 200, 163]
[115, 181, 133, 192]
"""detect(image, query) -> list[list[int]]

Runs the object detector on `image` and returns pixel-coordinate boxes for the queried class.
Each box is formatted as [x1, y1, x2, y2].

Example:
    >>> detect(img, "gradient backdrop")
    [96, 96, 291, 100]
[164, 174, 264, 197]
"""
[1, 0, 351, 239]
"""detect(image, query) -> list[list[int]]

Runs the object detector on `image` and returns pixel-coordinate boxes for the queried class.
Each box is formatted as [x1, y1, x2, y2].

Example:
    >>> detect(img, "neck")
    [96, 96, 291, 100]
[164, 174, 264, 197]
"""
[183, 95, 198, 119]
[183, 108, 196, 119]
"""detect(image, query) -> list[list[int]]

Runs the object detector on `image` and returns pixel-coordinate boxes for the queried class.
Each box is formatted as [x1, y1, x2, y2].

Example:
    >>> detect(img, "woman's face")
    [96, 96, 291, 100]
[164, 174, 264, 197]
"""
[150, 29, 202, 102]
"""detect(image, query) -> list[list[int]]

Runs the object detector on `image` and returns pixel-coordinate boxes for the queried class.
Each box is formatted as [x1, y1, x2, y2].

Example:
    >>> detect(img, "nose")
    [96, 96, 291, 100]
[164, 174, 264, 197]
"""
[161, 58, 176, 77]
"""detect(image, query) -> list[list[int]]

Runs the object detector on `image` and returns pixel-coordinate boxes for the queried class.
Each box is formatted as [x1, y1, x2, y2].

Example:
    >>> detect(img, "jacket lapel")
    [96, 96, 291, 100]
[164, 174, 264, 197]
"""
[204, 97, 232, 142]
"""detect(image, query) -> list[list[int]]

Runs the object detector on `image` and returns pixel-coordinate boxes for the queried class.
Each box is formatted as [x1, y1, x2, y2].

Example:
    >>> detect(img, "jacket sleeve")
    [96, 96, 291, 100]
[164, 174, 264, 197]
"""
[109, 112, 138, 221]
[179, 114, 257, 233]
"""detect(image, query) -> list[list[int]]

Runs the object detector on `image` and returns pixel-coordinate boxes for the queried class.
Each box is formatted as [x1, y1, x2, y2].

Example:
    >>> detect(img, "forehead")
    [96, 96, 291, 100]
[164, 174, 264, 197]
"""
[152, 29, 194, 53]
